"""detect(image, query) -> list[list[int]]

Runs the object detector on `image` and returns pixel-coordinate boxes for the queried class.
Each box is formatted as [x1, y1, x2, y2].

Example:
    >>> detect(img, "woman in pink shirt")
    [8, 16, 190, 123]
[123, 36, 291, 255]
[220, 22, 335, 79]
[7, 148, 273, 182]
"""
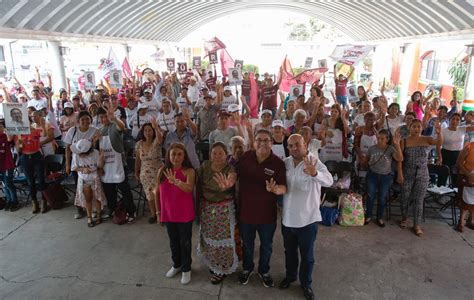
[155, 143, 195, 285]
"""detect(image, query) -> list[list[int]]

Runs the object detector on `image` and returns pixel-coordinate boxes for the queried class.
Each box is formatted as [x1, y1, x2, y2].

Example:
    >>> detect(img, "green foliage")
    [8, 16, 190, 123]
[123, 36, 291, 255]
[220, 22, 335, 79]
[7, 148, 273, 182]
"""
[292, 67, 305, 75]
[242, 64, 259, 74]
[448, 59, 467, 87]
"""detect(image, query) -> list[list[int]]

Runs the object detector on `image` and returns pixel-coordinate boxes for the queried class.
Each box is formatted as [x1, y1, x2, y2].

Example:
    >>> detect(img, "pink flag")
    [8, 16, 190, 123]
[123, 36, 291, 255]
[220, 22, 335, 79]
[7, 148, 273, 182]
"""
[204, 37, 227, 57]
[122, 57, 132, 80]
[249, 72, 259, 118]
[220, 49, 234, 78]
[277, 56, 297, 93]
[292, 68, 328, 85]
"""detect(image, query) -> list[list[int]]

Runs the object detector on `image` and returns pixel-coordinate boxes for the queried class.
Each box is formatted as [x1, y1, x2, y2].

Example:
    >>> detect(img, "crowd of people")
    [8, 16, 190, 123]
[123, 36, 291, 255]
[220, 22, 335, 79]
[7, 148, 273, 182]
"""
[1, 62, 473, 300]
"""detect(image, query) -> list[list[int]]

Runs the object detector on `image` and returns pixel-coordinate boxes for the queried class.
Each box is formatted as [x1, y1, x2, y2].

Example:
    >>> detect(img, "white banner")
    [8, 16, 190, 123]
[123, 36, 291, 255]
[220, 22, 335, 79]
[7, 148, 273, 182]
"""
[331, 45, 374, 66]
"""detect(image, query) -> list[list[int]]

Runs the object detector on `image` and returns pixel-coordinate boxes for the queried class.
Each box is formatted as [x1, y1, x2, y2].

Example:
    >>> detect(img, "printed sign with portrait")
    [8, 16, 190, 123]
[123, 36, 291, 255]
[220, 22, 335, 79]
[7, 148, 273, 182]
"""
[228, 67, 242, 85]
[304, 57, 313, 68]
[234, 60, 244, 70]
[109, 69, 122, 88]
[347, 83, 358, 103]
[84, 71, 96, 90]
[318, 59, 327, 69]
[2, 103, 30, 135]
[290, 84, 303, 99]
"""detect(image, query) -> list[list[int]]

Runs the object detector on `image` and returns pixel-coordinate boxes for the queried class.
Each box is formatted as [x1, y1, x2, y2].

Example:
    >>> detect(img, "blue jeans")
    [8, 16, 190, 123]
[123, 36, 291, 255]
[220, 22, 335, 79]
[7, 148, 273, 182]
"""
[19, 152, 46, 201]
[242, 95, 251, 114]
[336, 95, 348, 108]
[239, 222, 277, 274]
[1, 169, 18, 204]
[366, 170, 393, 219]
[281, 222, 318, 288]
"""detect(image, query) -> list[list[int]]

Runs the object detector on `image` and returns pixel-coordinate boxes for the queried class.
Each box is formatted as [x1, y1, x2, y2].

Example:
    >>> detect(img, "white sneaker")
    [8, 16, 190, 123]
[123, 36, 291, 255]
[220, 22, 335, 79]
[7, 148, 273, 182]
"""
[165, 266, 180, 278]
[181, 271, 191, 285]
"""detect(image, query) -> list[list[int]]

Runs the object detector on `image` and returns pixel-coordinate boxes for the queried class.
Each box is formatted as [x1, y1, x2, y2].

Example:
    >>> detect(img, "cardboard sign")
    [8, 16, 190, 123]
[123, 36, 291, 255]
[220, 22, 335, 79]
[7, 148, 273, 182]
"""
[228, 67, 242, 85]
[109, 69, 122, 88]
[193, 56, 201, 69]
[177, 63, 187, 75]
[234, 60, 244, 70]
[2, 103, 30, 135]
[166, 58, 175, 71]
[318, 59, 327, 69]
[84, 71, 96, 90]
[304, 57, 313, 68]
[209, 51, 218, 64]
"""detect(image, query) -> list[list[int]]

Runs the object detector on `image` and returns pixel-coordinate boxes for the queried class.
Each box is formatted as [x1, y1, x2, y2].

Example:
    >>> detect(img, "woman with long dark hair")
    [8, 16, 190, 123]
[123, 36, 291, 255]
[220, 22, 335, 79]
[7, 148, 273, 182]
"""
[155, 143, 195, 285]
[134, 122, 163, 223]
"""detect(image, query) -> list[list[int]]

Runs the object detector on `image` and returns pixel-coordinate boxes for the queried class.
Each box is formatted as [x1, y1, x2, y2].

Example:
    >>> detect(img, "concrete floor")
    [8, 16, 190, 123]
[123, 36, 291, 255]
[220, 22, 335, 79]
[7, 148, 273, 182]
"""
[0, 201, 473, 300]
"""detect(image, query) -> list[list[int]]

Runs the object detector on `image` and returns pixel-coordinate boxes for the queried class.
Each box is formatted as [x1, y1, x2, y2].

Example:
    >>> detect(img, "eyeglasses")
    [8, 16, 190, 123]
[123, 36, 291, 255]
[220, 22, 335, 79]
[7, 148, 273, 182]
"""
[255, 139, 271, 144]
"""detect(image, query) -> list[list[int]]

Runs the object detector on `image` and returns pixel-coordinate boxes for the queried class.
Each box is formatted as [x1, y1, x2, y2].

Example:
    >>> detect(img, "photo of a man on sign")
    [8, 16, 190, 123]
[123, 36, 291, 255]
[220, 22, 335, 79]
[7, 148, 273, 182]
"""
[234, 60, 243, 70]
[109, 70, 122, 88]
[3, 103, 30, 135]
[84, 71, 96, 90]
[290, 84, 303, 99]
[228, 68, 242, 85]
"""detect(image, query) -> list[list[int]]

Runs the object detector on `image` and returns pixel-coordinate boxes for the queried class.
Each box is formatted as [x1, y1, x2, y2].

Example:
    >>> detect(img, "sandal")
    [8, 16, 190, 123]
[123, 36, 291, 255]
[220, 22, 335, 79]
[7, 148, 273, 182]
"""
[399, 219, 408, 229]
[95, 217, 102, 225]
[87, 218, 95, 228]
[414, 226, 423, 237]
[376, 219, 385, 228]
[364, 218, 371, 225]
[210, 273, 225, 285]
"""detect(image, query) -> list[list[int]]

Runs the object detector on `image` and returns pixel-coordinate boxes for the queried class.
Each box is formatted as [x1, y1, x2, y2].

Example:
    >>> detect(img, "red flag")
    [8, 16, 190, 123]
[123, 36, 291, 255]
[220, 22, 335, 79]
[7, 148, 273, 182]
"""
[249, 72, 258, 118]
[292, 68, 328, 85]
[220, 49, 234, 78]
[204, 37, 227, 57]
[277, 56, 297, 93]
[122, 57, 132, 80]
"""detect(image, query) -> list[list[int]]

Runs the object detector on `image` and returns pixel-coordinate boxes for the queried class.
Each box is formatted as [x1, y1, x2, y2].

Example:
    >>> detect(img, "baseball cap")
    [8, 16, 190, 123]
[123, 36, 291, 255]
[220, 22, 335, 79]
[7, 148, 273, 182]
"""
[17, 93, 26, 98]
[272, 120, 284, 128]
[70, 139, 92, 154]
[35, 102, 48, 111]
[144, 88, 153, 94]
[223, 86, 232, 92]
[218, 110, 230, 117]
[63, 102, 74, 109]
[95, 86, 104, 91]
[261, 109, 272, 116]
[227, 104, 240, 113]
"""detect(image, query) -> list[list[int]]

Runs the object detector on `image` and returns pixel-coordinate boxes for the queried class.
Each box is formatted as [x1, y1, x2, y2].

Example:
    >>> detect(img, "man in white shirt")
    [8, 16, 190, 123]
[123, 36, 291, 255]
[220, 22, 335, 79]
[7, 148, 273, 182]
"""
[279, 134, 333, 300]
[140, 88, 160, 118]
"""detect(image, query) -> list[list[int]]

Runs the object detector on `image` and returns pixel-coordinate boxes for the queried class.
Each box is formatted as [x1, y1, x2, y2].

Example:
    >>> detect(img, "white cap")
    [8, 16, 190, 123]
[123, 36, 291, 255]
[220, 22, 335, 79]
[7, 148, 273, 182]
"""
[137, 103, 148, 110]
[261, 109, 272, 116]
[17, 93, 27, 98]
[227, 104, 240, 113]
[64, 102, 74, 109]
[144, 88, 153, 94]
[190, 76, 197, 81]
[272, 120, 284, 128]
[223, 86, 232, 92]
[70, 139, 92, 154]
[35, 102, 48, 110]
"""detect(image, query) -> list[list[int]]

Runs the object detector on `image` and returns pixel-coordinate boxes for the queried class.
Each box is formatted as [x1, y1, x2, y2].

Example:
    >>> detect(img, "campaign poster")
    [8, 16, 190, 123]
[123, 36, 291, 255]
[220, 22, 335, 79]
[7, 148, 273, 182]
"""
[84, 71, 96, 90]
[347, 83, 358, 102]
[209, 51, 218, 64]
[234, 60, 244, 70]
[177, 63, 187, 75]
[166, 58, 175, 71]
[289, 84, 303, 99]
[193, 56, 201, 69]
[304, 57, 313, 68]
[2, 103, 30, 135]
[318, 59, 327, 69]
[228, 67, 242, 85]
[109, 69, 122, 88]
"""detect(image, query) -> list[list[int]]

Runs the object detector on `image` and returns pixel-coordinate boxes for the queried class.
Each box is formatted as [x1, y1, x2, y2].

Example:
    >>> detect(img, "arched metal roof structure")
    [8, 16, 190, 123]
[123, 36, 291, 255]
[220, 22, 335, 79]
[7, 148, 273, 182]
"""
[0, 0, 472, 42]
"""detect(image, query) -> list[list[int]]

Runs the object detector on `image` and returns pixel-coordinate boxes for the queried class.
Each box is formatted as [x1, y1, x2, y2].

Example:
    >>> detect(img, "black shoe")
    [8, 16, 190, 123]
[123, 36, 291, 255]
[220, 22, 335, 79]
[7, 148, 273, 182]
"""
[364, 218, 371, 225]
[4, 202, 11, 211]
[279, 277, 295, 289]
[148, 216, 157, 224]
[258, 273, 274, 288]
[302, 286, 315, 300]
[238, 270, 253, 285]
[376, 219, 386, 228]
[9, 203, 20, 212]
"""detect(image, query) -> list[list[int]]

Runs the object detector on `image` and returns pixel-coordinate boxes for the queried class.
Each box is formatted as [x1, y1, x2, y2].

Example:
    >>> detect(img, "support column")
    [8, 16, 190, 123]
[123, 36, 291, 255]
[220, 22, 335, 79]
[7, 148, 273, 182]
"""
[462, 44, 474, 112]
[47, 41, 66, 92]
[123, 44, 130, 61]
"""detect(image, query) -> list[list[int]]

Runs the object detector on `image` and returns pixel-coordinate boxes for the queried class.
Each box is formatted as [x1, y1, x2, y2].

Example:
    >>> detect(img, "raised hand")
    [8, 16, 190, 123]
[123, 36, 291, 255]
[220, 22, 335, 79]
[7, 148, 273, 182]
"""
[392, 129, 401, 145]
[303, 155, 317, 176]
[233, 111, 241, 124]
[213, 172, 234, 190]
[265, 178, 278, 194]
[164, 168, 178, 185]
[434, 120, 441, 135]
